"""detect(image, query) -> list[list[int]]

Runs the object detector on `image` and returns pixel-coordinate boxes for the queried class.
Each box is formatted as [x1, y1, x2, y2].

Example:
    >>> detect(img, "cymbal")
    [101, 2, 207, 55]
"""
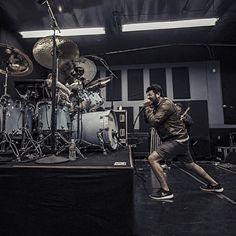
[86, 76, 112, 89]
[33, 36, 79, 69]
[0, 43, 33, 77]
[59, 56, 97, 84]
[73, 57, 97, 83]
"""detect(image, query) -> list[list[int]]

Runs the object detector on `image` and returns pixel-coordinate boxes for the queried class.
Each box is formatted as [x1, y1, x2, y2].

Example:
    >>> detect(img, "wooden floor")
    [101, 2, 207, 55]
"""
[134, 159, 236, 236]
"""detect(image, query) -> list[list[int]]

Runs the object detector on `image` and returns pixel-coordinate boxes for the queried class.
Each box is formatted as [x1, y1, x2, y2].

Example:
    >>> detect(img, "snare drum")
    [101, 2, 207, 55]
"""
[36, 100, 70, 132]
[71, 110, 118, 150]
[0, 101, 33, 134]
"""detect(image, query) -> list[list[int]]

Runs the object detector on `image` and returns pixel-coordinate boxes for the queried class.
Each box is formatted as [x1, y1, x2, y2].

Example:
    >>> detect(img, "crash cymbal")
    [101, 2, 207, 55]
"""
[33, 36, 79, 69]
[0, 43, 33, 77]
[86, 76, 112, 89]
[58, 56, 97, 84]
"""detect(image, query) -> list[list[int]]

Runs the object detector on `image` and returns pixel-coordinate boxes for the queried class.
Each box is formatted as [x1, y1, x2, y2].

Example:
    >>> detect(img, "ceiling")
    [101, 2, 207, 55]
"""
[1, 0, 236, 68]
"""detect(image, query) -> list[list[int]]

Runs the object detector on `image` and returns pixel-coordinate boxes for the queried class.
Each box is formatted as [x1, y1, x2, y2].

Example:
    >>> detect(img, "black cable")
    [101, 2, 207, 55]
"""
[133, 106, 145, 129]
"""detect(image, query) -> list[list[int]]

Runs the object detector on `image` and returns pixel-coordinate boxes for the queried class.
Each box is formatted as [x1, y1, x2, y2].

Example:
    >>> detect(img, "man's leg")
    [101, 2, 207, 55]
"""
[148, 151, 170, 191]
[184, 162, 218, 186]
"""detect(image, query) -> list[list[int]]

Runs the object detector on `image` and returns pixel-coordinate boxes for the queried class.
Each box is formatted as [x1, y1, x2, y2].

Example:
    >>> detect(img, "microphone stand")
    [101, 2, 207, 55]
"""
[36, 0, 68, 164]
[85, 55, 117, 110]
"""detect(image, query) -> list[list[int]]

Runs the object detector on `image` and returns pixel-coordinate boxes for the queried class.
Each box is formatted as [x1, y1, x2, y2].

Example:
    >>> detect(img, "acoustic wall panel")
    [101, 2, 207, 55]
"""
[106, 70, 122, 101]
[127, 69, 144, 101]
[149, 68, 167, 96]
[172, 67, 190, 99]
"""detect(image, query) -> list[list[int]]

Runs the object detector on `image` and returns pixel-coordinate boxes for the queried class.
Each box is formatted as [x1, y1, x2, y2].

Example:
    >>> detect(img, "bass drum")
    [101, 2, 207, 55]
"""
[36, 100, 70, 132]
[72, 110, 118, 150]
[0, 101, 33, 134]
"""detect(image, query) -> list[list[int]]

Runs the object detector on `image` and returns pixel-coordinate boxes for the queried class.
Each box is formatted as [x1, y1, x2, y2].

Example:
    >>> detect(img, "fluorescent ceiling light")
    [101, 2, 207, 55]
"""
[19, 27, 105, 38]
[122, 18, 218, 32]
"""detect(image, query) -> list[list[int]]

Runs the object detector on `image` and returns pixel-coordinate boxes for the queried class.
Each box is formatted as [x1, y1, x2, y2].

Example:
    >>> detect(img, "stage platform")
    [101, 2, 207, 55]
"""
[0, 147, 134, 236]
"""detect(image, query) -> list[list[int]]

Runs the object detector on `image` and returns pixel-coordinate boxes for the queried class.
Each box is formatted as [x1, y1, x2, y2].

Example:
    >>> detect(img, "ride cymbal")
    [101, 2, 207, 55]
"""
[33, 35, 79, 69]
[0, 43, 33, 77]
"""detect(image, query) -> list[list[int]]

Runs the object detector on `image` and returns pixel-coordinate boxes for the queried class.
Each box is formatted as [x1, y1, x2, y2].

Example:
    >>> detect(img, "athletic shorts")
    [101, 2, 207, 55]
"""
[155, 140, 193, 163]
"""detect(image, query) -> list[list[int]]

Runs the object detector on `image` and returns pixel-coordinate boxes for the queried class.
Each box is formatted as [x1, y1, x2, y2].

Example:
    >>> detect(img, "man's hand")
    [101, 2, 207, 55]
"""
[143, 98, 152, 107]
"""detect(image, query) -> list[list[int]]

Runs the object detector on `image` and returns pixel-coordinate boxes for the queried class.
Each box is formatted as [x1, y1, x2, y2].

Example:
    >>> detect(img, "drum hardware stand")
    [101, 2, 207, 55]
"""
[112, 130, 125, 149]
[37, 132, 53, 152]
[19, 101, 43, 159]
[56, 114, 87, 160]
[75, 103, 88, 159]
[36, 129, 69, 152]
[19, 128, 42, 158]
[13, 89, 43, 159]
[55, 135, 87, 159]
[36, 0, 68, 164]
[65, 95, 87, 159]
[97, 130, 108, 155]
[0, 65, 20, 161]
[0, 131, 20, 161]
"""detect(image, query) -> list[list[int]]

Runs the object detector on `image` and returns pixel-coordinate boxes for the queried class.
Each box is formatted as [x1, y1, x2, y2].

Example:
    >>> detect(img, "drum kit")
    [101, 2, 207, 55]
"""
[0, 37, 119, 162]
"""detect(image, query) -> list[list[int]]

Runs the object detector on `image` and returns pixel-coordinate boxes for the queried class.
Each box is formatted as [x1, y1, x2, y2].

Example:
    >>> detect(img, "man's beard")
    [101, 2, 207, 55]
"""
[151, 97, 159, 106]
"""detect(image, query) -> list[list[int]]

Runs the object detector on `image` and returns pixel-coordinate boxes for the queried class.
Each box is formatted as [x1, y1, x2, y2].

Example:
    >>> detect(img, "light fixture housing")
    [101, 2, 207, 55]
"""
[19, 27, 106, 38]
[122, 18, 219, 32]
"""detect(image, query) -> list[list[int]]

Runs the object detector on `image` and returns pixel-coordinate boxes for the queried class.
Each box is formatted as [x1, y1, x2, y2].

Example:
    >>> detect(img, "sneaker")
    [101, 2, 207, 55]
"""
[149, 189, 174, 200]
[161, 164, 168, 169]
[200, 183, 224, 193]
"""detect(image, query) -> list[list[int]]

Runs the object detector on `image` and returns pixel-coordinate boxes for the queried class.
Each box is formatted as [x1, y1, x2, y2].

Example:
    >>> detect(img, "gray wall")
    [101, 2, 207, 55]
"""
[99, 60, 235, 130]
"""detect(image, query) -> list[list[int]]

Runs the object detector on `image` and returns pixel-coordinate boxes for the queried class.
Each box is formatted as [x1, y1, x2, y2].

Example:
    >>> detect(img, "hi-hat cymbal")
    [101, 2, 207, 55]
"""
[33, 36, 79, 69]
[0, 43, 33, 77]
[86, 76, 112, 89]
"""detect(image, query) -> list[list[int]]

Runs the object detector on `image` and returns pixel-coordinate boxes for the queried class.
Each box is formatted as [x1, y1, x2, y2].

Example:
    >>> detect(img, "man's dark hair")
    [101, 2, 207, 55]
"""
[146, 84, 163, 96]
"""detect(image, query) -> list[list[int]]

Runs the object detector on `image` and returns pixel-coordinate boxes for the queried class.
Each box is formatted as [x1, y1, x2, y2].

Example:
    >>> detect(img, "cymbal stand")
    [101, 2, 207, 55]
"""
[49, 2, 60, 155]
[36, 0, 68, 163]
[0, 65, 20, 160]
